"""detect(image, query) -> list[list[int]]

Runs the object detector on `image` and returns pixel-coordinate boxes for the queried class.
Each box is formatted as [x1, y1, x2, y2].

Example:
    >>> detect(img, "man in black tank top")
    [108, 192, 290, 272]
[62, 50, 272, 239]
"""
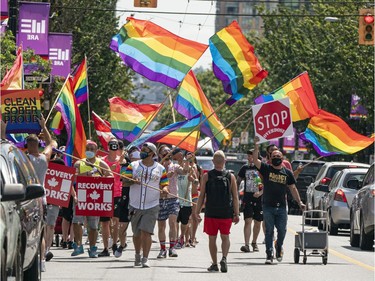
[194, 150, 239, 273]
[253, 136, 306, 265]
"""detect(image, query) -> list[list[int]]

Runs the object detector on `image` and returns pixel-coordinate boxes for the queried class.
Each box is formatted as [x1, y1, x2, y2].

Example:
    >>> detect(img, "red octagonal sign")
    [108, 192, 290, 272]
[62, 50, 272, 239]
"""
[252, 98, 294, 143]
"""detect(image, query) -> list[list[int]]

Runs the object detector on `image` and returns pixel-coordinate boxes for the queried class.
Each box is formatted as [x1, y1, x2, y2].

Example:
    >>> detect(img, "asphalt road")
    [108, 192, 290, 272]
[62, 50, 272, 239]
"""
[42, 214, 374, 281]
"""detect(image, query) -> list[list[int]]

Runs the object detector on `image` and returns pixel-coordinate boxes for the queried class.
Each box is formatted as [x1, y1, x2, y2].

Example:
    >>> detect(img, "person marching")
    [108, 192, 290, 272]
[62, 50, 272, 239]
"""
[122, 142, 169, 268]
[253, 136, 306, 264]
[72, 140, 113, 258]
[237, 149, 264, 253]
[194, 150, 240, 273]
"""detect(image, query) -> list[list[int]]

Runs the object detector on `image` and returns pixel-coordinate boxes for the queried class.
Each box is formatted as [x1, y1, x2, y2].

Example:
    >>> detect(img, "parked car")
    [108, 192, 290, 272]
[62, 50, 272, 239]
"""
[225, 157, 247, 176]
[305, 161, 370, 225]
[318, 168, 368, 235]
[0, 140, 45, 280]
[291, 160, 325, 203]
[349, 163, 375, 250]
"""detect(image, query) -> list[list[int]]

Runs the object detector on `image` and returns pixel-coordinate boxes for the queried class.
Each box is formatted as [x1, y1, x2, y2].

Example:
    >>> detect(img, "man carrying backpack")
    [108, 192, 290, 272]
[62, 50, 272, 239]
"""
[194, 150, 240, 273]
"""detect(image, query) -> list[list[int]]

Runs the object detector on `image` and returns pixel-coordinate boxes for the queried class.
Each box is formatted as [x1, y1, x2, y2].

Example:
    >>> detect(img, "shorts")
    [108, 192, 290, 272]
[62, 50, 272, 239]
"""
[242, 195, 263, 221]
[100, 217, 111, 222]
[158, 198, 180, 221]
[203, 217, 232, 236]
[45, 204, 60, 226]
[113, 187, 130, 223]
[72, 201, 99, 229]
[130, 205, 159, 237]
[177, 206, 192, 225]
[61, 196, 74, 222]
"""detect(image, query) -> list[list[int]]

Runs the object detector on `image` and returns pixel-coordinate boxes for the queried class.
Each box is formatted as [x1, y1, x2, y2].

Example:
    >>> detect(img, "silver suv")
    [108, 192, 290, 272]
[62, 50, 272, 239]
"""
[0, 140, 45, 280]
[305, 161, 370, 225]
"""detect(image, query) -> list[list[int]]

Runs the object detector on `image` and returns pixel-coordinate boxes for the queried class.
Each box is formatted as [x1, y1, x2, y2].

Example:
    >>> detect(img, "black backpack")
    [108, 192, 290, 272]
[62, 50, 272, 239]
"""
[204, 170, 233, 219]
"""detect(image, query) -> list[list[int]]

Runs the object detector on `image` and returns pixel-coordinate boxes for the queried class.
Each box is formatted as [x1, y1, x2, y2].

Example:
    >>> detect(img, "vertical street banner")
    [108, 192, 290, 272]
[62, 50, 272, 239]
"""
[1, 0, 8, 20]
[1, 89, 42, 134]
[17, 2, 50, 55]
[48, 33, 72, 77]
[75, 176, 114, 217]
[44, 162, 75, 207]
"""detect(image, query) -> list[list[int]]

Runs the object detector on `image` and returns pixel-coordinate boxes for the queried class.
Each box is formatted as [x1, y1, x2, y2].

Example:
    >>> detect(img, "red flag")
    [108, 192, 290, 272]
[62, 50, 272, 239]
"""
[92, 111, 115, 151]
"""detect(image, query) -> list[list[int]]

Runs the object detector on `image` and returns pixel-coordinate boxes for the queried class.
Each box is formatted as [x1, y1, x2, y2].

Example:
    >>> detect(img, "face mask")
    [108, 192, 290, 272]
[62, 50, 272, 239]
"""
[272, 158, 282, 166]
[140, 151, 149, 159]
[85, 151, 95, 159]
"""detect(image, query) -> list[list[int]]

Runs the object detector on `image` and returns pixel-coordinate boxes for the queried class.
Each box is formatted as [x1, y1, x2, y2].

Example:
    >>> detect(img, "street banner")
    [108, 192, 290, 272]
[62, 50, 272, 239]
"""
[48, 33, 72, 77]
[44, 162, 75, 207]
[18, 2, 50, 55]
[252, 97, 293, 143]
[75, 176, 114, 217]
[1, 89, 42, 134]
[1, 0, 8, 20]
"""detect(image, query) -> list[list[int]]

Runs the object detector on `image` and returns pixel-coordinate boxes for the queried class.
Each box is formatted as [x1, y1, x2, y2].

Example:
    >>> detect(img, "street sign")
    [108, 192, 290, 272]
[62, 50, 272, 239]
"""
[252, 97, 293, 143]
[24, 74, 51, 84]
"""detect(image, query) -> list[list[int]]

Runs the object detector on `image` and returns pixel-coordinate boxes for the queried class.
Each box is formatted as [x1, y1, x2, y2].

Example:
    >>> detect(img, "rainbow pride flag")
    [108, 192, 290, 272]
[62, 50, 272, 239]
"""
[299, 109, 374, 156]
[50, 58, 88, 134]
[254, 72, 319, 122]
[109, 97, 162, 142]
[55, 78, 87, 166]
[110, 17, 208, 89]
[174, 70, 228, 150]
[209, 21, 268, 105]
[1, 46, 23, 90]
[127, 114, 202, 152]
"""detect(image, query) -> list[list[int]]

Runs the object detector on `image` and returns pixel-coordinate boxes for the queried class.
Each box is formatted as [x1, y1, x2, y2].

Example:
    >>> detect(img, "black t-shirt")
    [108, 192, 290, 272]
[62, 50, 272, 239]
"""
[258, 162, 296, 207]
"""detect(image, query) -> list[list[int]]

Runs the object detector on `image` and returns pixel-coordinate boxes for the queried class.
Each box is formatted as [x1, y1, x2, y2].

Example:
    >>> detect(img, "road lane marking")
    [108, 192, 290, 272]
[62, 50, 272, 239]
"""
[287, 227, 374, 272]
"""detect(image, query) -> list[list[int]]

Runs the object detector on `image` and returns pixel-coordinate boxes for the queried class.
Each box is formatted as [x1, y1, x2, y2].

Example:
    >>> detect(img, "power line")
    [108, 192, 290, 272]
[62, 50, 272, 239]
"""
[53, 6, 363, 18]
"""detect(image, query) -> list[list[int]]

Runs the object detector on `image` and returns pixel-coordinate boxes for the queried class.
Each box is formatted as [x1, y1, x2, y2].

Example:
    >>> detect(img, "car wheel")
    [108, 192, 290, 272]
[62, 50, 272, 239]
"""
[11, 239, 23, 280]
[1, 246, 7, 281]
[328, 214, 338, 236]
[359, 216, 374, 250]
[23, 241, 41, 281]
[350, 215, 360, 247]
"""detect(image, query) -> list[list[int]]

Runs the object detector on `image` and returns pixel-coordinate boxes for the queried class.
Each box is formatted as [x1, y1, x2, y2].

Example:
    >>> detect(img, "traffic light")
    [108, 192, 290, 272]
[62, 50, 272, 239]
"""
[134, 0, 157, 8]
[358, 8, 374, 45]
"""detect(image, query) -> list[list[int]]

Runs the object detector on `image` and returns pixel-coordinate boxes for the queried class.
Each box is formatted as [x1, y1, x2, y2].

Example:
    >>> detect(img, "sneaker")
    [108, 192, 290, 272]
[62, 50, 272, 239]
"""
[157, 249, 167, 258]
[88, 246, 98, 258]
[174, 242, 183, 249]
[251, 243, 259, 252]
[240, 245, 250, 253]
[134, 254, 142, 266]
[141, 257, 150, 268]
[98, 248, 110, 257]
[71, 244, 84, 256]
[207, 263, 219, 272]
[265, 255, 274, 265]
[111, 243, 118, 255]
[114, 245, 124, 258]
[169, 248, 178, 257]
[45, 251, 53, 261]
[67, 241, 73, 249]
[220, 257, 228, 273]
[275, 246, 284, 262]
[41, 260, 46, 272]
[61, 241, 67, 249]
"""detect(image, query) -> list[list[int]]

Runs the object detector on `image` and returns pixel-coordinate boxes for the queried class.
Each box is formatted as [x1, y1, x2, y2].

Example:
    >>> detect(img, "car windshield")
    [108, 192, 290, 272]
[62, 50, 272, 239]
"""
[344, 173, 366, 188]
[226, 161, 246, 175]
[197, 159, 214, 171]
[291, 162, 324, 175]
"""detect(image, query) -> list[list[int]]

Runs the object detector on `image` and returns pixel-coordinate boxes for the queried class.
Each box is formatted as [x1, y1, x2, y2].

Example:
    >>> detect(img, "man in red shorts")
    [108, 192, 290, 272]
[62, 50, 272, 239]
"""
[194, 150, 240, 273]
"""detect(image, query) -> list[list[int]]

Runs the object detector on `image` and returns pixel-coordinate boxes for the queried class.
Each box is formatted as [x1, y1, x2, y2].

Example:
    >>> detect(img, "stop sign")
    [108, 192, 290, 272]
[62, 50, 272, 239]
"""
[252, 97, 294, 143]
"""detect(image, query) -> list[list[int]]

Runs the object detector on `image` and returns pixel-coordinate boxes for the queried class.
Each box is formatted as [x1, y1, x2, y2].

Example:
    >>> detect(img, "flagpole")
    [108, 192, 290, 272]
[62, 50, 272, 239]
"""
[193, 113, 203, 151]
[133, 90, 172, 141]
[168, 90, 176, 123]
[85, 55, 92, 140]
[53, 148, 195, 205]
[194, 107, 253, 154]
[45, 75, 71, 121]
[160, 101, 227, 163]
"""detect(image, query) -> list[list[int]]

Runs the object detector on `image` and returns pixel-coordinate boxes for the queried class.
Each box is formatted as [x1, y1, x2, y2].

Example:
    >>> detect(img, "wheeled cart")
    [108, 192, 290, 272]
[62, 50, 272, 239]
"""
[294, 210, 328, 265]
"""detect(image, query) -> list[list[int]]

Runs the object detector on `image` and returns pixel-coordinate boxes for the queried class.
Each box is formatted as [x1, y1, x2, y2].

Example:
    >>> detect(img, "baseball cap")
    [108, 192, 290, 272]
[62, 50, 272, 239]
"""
[143, 142, 157, 154]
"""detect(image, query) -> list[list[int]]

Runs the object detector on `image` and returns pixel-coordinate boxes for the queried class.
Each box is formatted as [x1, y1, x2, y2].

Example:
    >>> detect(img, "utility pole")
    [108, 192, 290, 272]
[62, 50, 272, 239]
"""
[8, 0, 17, 38]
